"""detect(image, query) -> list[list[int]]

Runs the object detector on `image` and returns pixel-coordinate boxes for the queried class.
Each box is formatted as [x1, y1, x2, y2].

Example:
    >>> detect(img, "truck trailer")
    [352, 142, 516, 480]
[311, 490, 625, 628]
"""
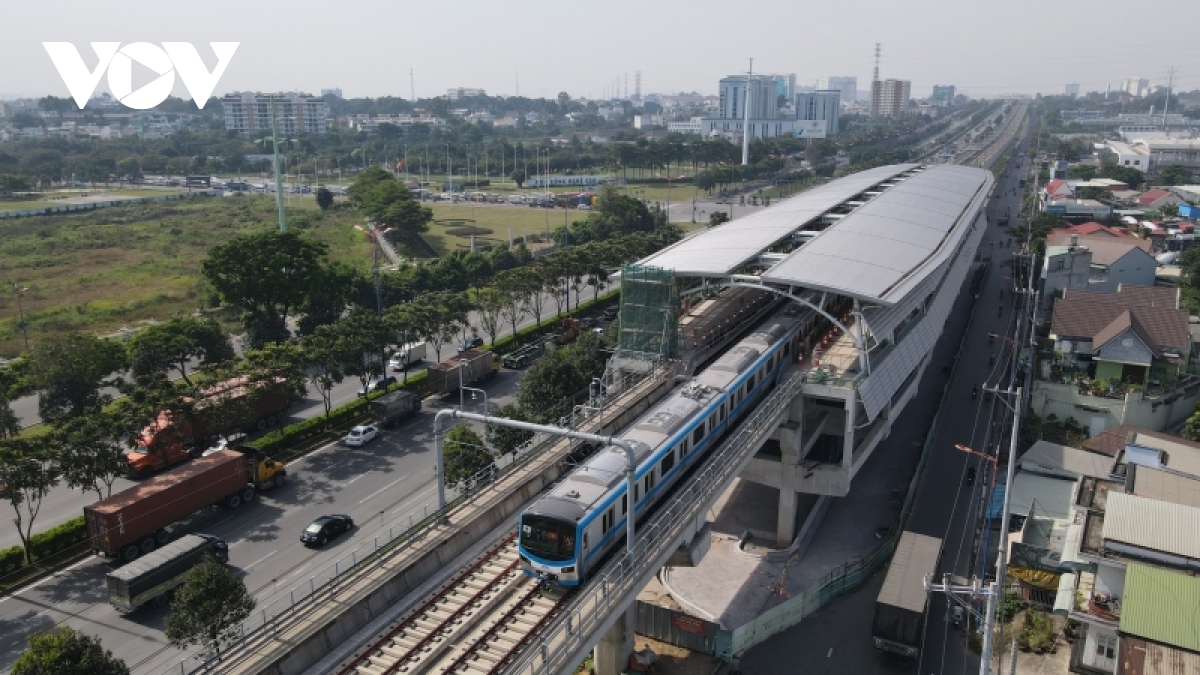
[426, 349, 498, 396]
[85, 450, 264, 562]
[872, 531, 943, 660]
[369, 390, 422, 427]
[105, 533, 228, 612]
[127, 375, 294, 477]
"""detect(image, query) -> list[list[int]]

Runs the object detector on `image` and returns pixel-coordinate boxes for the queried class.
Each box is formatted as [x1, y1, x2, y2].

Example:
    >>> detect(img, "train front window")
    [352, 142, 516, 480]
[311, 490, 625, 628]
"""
[521, 516, 576, 562]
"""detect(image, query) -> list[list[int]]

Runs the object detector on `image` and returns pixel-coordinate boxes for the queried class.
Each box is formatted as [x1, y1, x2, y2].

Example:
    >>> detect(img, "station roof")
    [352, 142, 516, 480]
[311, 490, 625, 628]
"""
[761, 164, 992, 305]
[637, 164, 917, 276]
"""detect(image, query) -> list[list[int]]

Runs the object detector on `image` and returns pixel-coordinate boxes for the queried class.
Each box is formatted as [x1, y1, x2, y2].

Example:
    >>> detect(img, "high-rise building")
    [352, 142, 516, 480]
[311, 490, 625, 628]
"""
[825, 76, 857, 105]
[445, 88, 486, 100]
[1062, 83, 1080, 98]
[221, 92, 328, 136]
[770, 74, 797, 102]
[871, 79, 911, 118]
[1122, 78, 1149, 97]
[931, 85, 956, 105]
[794, 90, 841, 136]
[321, 88, 343, 99]
[719, 75, 777, 120]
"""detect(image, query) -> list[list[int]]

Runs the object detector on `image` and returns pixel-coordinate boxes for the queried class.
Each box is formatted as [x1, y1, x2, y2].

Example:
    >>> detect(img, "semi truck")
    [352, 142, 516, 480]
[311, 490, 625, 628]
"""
[872, 531, 943, 660]
[127, 375, 293, 477]
[105, 533, 228, 612]
[427, 349, 498, 396]
[369, 390, 422, 427]
[85, 449, 277, 563]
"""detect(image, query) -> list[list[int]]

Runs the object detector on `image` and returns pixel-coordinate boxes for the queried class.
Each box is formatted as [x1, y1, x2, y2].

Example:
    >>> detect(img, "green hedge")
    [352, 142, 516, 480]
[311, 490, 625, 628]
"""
[491, 290, 620, 356]
[0, 515, 87, 574]
[247, 371, 430, 455]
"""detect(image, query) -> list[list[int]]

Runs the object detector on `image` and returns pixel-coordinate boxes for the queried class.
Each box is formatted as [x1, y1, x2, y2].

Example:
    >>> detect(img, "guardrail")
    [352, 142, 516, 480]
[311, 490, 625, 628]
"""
[503, 369, 806, 675]
[165, 362, 672, 674]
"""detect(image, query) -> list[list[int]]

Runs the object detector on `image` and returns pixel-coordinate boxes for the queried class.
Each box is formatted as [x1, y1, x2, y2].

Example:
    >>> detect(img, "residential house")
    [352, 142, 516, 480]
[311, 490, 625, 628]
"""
[1055, 222, 1133, 238]
[1041, 233, 1155, 314]
[1045, 178, 1075, 201]
[1137, 188, 1184, 212]
[1035, 286, 1197, 433]
[1084, 424, 1200, 459]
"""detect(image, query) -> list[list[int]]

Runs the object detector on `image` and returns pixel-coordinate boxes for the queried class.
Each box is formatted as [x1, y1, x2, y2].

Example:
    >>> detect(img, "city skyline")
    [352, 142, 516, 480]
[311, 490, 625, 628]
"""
[1, 0, 1195, 103]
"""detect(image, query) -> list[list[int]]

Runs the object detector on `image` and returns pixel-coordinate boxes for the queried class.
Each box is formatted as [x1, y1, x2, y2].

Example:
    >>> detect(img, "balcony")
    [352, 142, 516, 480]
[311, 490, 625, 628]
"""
[1070, 571, 1121, 629]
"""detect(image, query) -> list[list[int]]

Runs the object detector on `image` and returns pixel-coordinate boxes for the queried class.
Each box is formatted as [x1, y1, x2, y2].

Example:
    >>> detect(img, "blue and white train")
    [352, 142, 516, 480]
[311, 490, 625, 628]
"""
[518, 302, 810, 586]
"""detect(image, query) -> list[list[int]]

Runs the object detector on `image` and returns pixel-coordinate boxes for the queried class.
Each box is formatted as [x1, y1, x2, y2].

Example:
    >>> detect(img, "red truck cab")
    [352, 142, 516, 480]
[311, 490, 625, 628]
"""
[126, 410, 196, 478]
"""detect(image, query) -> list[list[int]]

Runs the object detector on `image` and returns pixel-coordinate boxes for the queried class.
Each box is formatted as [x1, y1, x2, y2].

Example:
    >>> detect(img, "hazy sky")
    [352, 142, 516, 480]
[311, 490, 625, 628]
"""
[2, 0, 1194, 103]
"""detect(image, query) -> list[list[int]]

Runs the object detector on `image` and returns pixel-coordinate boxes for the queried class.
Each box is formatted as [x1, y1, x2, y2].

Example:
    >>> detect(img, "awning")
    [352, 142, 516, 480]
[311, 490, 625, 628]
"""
[988, 485, 1007, 521]
[1054, 572, 1078, 616]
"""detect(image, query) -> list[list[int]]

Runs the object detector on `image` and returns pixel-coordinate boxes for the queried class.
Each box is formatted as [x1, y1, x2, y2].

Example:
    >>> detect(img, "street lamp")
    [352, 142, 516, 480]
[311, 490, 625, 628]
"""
[458, 351, 489, 411]
[462, 386, 488, 415]
[13, 285, 30, 351]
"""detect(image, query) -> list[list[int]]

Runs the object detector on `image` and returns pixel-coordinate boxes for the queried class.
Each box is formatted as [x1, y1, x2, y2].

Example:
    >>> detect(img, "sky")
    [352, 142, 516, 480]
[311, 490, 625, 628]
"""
[1, 0, 1195, 103]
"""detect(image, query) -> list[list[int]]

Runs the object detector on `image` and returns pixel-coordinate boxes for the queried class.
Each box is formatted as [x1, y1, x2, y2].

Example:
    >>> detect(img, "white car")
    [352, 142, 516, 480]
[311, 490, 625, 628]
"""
[343, 425, 379, 447]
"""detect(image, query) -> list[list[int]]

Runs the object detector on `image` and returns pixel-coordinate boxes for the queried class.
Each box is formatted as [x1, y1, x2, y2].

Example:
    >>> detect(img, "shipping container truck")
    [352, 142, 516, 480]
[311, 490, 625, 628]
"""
[105, 533, 228, 612]
[127, 376, 294, 477]
[85, 450, 261, 563]
[872, 532, 942, 660]
[369, 390, 422, 427]
[426, 349, 498, 396]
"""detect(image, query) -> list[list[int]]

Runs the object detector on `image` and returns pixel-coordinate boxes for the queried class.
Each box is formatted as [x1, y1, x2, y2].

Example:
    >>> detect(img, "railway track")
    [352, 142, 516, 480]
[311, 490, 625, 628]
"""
[337, 534, 569, 675]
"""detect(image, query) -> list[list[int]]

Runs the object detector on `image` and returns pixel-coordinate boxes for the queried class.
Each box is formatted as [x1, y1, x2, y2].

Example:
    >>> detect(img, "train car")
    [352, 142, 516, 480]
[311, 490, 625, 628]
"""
[518, 303, 808, 586]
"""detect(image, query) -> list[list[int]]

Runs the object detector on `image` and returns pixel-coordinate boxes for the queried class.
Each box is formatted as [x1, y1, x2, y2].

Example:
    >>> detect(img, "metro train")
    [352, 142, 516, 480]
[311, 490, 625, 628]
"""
[518, 302, 810, 586]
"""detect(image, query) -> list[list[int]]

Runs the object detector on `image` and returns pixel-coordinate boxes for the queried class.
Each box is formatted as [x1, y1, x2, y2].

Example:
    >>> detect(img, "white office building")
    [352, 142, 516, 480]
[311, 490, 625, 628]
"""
[221, 92, 328, 136]
[719, 75, 777, 120]
[1063, 83, 1080, 97]
[795, 90, 841, 136]
[824, 76, 857, 105]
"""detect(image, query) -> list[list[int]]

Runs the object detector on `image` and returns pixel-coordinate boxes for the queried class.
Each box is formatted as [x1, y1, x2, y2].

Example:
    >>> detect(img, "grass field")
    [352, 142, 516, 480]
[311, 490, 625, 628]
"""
[0, 194, 376, 358]
[424, 203, 570, 256]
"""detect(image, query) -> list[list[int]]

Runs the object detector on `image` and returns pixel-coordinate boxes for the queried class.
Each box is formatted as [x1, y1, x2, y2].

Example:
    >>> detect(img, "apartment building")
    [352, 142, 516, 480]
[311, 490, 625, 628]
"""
[222, 92, 328, 136]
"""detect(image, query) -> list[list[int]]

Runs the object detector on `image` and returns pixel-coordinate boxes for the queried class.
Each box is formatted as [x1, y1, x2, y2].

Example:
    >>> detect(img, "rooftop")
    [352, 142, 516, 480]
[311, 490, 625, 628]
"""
[1121, 563, 1200, 653]
[1050, 286, 1188, 348]
[1044, 231, 1150, 266]
[1127, 463, 1200, 509]
[1020, 440, 1114, 479]
[1085, 424, 1200, 458]
[1103, 491, 1200, 560]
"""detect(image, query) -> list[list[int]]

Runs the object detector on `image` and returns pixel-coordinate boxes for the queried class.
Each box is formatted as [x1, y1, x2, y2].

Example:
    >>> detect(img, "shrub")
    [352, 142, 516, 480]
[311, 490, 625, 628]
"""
[0, 546, 25, 574]
[28, 517, 87, 561]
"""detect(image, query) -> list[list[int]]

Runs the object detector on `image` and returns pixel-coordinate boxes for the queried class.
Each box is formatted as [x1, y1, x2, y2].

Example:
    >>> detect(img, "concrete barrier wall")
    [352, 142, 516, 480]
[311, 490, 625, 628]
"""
[0, 190, 219, 219]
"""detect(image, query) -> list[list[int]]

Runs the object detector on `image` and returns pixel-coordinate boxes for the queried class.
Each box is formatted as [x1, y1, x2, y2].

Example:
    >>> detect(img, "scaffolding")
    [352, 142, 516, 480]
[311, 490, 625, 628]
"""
[618, 264, 680, 359]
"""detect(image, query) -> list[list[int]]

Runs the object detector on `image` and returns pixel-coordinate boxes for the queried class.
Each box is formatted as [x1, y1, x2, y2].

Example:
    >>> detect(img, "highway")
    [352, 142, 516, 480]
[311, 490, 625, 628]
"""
[0, 290, 585, 552]
[742, 108, 1034, 674]
[0, 366, 526, 674]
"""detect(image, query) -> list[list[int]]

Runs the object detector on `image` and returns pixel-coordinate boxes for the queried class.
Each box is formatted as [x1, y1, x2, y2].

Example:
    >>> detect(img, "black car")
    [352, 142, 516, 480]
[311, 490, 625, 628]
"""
[580, 317, 599, 330]
[458, 336, 484, 353]
[602, 306, 619, 320]
[301, 515, 354, 547]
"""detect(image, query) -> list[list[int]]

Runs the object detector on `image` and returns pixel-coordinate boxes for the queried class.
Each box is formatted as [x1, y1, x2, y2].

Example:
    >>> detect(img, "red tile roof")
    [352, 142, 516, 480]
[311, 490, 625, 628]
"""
[1055, 221, 1133, 238]
[1050, 286, 1188, 348]
[1138, 189, 1173, 207]
[1085, 425, 1200, 458]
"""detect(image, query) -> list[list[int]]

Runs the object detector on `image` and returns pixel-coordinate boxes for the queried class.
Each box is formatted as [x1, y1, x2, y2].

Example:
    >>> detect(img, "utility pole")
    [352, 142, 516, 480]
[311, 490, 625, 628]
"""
[270, 96, 286, 232]
[1162, 66, 1175, 130]
[742, 57, 753, 166]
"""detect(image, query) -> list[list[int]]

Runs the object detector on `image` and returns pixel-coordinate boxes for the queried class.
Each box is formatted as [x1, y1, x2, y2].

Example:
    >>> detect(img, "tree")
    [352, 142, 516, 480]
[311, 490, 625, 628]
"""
[315, 186, 334, 211]
[442, 422, 494, 489]
[300, 325, 349, 419]
[165, 554, 256, 656]
[26, 333, 127, 423]
[12, 627, 128, 675]
[297, 261, 357, 336]
[201, 230, 328, 347]
[708, 211, 730, 228]
[330, 309, 394, 396]
[0, 436, 59, 564]
[52, 410, 128, 501]
[475, 287, 507, 347]
[0, 365, 21, 440]
[1155, 164, 1194, 187]
[347, 167, 433, 245]
[486, 404, 533, 457]
[112, 373, 192, 473]
[510, 169, 526, 188]
[128, 317, 234, 386]
[1183, 411, 1200, 442]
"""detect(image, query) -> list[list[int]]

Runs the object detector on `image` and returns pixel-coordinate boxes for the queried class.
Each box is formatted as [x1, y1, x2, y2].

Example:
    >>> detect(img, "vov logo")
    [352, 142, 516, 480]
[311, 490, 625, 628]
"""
[42, 42, 239, 110]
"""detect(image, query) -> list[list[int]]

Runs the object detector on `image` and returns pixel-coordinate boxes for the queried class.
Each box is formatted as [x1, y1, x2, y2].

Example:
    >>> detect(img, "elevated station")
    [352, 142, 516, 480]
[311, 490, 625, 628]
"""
[632, 162, 994, 546]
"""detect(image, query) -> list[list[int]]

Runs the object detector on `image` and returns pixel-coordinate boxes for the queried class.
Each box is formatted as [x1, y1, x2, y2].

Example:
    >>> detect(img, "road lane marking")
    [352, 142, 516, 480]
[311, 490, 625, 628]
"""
[344, 470, 373, 486]
[243, 550, 277, 570]
[360, 476, 404, 504]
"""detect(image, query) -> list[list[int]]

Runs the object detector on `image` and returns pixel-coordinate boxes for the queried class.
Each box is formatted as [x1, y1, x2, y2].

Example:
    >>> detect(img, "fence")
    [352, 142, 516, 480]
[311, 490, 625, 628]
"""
[165, 362, 672, 674]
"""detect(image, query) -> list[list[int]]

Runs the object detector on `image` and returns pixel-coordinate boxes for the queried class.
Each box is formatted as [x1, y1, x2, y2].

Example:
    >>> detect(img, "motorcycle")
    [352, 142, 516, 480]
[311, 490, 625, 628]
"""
[966, 467, 977, 485]
[971, 385, 978, 399]
[989, 353, 997, 366]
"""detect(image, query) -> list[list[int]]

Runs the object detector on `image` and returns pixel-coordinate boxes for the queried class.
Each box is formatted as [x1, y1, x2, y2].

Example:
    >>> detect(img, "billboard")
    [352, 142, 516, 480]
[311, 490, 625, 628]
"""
[793, 119, 828, 139]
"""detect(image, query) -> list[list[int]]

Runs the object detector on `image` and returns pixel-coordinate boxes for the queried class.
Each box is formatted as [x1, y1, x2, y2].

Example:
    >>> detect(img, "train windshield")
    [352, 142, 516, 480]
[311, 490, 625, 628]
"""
[520, 515, 576, 562]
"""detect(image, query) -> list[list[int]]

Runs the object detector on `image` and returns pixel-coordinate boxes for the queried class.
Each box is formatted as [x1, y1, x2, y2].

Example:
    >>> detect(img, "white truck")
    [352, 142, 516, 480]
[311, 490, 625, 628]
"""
[388, 342, 428, 370]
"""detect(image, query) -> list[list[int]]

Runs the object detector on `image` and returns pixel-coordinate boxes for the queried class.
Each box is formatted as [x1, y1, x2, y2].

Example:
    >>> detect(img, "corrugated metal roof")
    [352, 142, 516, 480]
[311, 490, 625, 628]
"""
[1120, 563, 1200, 653]
[1103, 492, 1200, 558]
[761, 164, 992, 304]
[1008, 472, 1078, 522]
[1118, 636, 1200, 675]
[877, 532, 941, 612]
[636, 164, 917, 276]
[1020, 440, 1115, 479]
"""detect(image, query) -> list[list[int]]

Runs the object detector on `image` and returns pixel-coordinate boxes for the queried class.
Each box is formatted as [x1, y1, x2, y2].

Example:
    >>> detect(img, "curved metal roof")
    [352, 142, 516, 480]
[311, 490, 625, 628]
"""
[761, 164, 992, 305]
[636, 163, 918, 275]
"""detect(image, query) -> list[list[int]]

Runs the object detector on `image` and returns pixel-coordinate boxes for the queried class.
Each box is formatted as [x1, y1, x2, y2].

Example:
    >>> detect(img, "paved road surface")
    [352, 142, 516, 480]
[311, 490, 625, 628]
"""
[0, 368, 526, 673]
